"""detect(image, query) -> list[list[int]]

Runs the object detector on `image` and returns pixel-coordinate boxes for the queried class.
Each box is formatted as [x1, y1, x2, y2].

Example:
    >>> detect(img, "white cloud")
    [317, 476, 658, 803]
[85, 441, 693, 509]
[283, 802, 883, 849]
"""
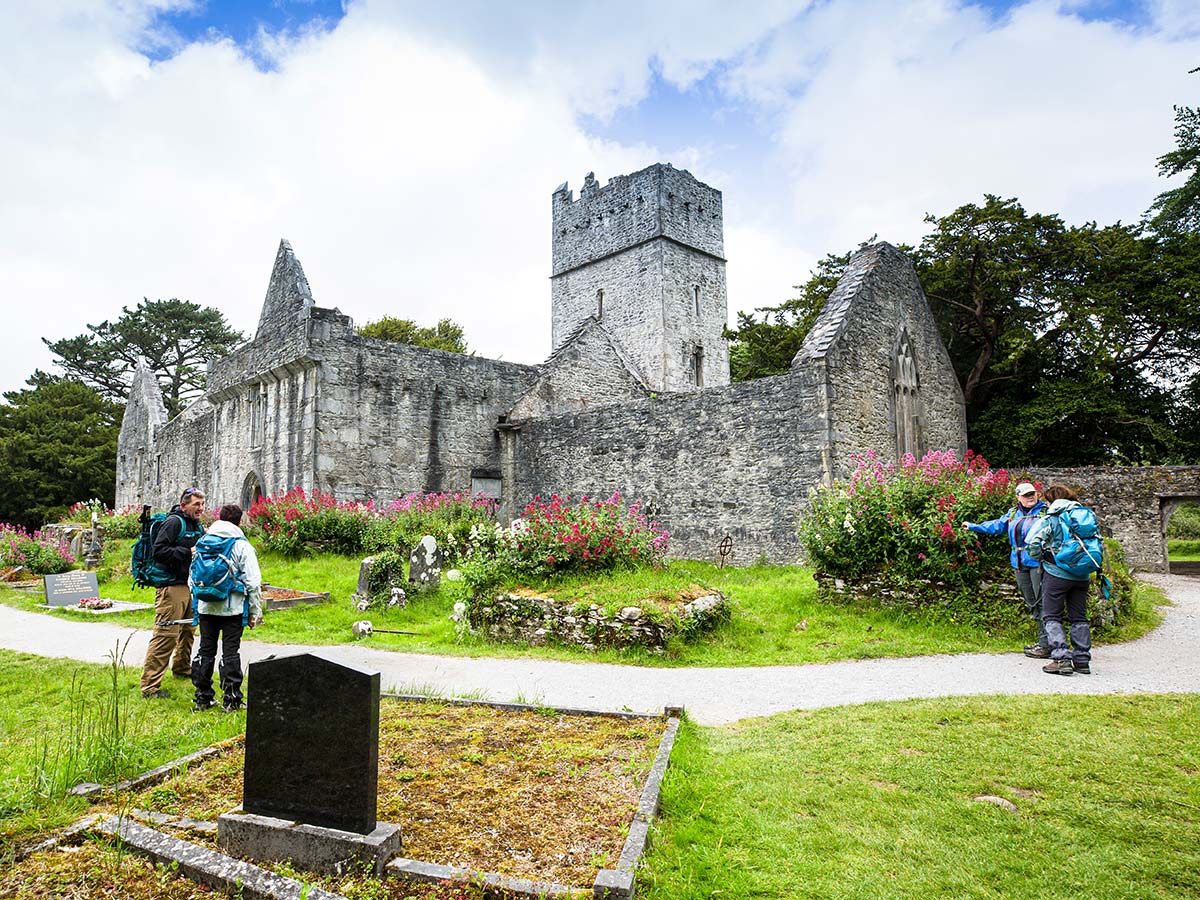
[2, 0, 1198, 398]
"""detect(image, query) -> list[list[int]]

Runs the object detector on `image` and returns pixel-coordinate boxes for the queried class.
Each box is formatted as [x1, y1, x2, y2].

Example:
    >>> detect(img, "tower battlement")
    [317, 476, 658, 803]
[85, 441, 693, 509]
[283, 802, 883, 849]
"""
[551, 163, 724, 277]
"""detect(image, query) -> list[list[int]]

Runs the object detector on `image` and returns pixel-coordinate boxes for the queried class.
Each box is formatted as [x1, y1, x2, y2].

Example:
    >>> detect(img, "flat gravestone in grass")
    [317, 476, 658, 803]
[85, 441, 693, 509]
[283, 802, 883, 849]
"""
[123, 699, 665, 889]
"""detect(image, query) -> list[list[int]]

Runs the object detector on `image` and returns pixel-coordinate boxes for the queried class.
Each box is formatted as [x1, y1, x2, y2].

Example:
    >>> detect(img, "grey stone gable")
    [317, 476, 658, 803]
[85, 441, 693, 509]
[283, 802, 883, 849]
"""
[791, 242, 893, 366]
[129, 356, 168, 426]
[507, 316, 651, 421]
[256, 239, 314, 339]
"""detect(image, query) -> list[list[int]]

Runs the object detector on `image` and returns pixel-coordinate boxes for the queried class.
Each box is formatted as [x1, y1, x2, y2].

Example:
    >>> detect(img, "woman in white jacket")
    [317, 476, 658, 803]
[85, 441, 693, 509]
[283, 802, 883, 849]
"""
[189, 504, 263, 712]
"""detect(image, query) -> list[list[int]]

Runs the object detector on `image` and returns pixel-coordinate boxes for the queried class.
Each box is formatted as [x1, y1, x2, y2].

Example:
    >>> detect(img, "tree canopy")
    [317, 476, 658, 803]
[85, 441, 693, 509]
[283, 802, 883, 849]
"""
[1149, 100, 1200, 233]
[0, 374, 120, 528]
[43, 298, 244, 418]
[357, 316, 470, 354]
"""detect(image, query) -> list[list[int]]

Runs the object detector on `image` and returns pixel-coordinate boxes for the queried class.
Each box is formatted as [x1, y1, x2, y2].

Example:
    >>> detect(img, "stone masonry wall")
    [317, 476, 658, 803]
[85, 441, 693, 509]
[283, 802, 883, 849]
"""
[315, 321, 538, 500]
[116, 361, 168, 508]
[508, 321, 649, 420]
[660, 241, 730, 390]
[505, 370, 828, 564]
[795, 243, 967, 475]
[1023, 466, 1200, 573]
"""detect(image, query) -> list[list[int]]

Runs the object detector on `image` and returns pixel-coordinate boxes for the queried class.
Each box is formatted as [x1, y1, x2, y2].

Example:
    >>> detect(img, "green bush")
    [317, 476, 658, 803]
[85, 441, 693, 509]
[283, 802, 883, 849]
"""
[1167, 503, 1200, 540]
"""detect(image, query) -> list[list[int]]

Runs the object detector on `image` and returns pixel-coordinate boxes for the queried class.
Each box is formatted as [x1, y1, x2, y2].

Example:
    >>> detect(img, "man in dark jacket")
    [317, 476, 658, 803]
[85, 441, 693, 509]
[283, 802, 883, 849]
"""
[140, 487, 206, 698]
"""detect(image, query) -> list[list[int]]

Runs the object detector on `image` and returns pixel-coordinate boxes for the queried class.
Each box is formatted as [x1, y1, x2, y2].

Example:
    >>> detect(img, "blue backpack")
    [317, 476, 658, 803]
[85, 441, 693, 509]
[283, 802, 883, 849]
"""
[1048, 505, 1105, 579]
[189, 534, 247, 617]
[132, 508, 202, 588]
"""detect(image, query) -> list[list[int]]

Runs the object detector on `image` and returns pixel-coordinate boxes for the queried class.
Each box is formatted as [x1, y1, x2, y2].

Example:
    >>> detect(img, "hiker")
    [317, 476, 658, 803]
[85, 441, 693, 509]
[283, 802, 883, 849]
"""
[1024, 484, 1101, 676]
[190, 504, 262, 712]
[962, 481, 1050, 658]
[139, 487, 205, 699]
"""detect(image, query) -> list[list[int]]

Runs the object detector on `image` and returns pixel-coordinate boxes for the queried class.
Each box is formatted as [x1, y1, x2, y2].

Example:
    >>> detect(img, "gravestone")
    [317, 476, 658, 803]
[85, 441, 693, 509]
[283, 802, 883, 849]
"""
[408, 535, 443, 591]
[243, 653, 380, 833]
[42, 571, 100, 607]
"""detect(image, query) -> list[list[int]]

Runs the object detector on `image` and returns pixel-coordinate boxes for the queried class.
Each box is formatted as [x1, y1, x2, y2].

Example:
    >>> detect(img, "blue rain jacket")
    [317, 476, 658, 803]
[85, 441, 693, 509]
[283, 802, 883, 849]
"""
[966, 500, 1047, 570]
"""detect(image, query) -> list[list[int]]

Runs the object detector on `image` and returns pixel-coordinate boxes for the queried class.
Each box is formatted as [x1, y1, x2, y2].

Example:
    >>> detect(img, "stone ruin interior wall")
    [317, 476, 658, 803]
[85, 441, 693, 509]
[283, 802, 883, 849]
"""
[314, 322, 538, 501]
[799, 243, 966, 476]
[508, 321, 650, 420]
[507, 370, 828, 564]
[141, 403, 216, 509]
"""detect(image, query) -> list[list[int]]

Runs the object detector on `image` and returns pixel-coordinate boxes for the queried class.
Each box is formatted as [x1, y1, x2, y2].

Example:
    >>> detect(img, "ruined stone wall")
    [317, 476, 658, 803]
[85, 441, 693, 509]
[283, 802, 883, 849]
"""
[115, 363, 168, 508]
[142, 402, 216, 508]
[660, 241, 730, 390]
[508, 322, 649, 420]
[794, 243, 967, 475]
[315, 323, 538, 500]
[1022, 466, 1200, 573]
[505, 370, 828, 564]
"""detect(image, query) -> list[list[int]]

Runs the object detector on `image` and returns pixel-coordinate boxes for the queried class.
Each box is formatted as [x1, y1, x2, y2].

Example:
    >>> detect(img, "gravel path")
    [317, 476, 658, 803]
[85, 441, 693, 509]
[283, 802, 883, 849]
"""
[2, 574, 1196, 725]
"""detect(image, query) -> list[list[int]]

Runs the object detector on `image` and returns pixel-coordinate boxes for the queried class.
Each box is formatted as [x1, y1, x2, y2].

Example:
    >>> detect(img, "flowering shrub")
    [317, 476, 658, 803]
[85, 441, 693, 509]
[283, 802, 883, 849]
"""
[245, 488, 495, 558]
[798, 449, 1014, 586]
[61, 500, 144, 539]
[0, 523, 76, 574]
[461, 493, 669, 594]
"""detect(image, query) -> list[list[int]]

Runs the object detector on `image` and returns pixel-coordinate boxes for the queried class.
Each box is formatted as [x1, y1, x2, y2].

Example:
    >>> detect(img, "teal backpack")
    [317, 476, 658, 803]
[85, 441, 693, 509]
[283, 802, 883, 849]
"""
[1048, 505, 1105, 579]
[132, 507, 198, 588]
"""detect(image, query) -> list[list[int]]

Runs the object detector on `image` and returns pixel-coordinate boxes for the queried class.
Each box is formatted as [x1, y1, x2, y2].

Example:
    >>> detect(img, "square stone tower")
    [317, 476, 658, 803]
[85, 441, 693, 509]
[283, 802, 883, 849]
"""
[551, 163, 730, 392]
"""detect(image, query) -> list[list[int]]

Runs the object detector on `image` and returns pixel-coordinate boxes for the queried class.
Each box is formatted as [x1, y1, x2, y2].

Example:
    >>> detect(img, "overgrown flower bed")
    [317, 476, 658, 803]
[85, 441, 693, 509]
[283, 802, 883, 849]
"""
[0, 523, 76, 575]
[245, 488, 495, 558]
[798, 449, 1134, 631]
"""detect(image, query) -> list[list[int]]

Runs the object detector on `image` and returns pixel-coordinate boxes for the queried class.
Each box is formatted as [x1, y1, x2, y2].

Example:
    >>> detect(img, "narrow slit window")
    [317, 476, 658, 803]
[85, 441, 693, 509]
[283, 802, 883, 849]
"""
[692, 347, 704, 387]
[693, 285, 700, 316]
[597, 289, 604, 320]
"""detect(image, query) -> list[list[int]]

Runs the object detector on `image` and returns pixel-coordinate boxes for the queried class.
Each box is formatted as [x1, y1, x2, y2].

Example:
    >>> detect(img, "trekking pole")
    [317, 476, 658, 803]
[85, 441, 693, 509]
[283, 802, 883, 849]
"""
[352, 620, 418, 639]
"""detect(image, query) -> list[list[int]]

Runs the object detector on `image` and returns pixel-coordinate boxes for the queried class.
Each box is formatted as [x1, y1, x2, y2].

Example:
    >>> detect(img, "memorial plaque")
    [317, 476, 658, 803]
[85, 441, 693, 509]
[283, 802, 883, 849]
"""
[243, 653, 380, 834]
[42, 571, 100, 607]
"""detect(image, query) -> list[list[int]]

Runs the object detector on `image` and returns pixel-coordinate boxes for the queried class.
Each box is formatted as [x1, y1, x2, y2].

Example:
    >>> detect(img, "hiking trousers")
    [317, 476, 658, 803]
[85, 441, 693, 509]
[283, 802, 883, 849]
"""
[140, 584, 194, 695]
[1014, 566, 1048, 647]
[192, 614, 245, 707]
[1041, 572, 1091, 664]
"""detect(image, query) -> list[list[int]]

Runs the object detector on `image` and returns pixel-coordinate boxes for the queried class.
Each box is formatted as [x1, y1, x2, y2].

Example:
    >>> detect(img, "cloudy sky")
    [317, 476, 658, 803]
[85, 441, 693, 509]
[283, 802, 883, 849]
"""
[2, 0, 1198, 396]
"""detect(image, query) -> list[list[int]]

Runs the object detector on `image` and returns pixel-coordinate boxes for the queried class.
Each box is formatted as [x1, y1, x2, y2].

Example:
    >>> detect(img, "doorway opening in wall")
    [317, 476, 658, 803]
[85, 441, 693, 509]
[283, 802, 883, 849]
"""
[1163, 498, 1200, 575]
[242, 471, 264, 510]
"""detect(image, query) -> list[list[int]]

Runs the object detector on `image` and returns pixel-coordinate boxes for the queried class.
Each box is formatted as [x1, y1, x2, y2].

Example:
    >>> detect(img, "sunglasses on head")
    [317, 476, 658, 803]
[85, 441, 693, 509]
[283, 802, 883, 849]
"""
[182, 488, 203, 498]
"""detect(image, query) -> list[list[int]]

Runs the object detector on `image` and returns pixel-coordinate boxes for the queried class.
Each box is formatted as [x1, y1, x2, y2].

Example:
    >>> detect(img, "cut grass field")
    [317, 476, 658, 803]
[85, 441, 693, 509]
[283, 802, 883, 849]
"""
[1168, 538, 1200, 561]
[0, 540, 1163, 668]
[3, 652, 1196, 899]
[643, 693, 1200, 900]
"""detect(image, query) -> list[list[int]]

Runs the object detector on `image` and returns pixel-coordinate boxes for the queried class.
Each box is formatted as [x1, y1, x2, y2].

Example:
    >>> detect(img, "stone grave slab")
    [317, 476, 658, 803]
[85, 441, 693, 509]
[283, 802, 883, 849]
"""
[41, 571, 100, 607]
[242, 653, 381, 834]
[408, 535, 443, 591]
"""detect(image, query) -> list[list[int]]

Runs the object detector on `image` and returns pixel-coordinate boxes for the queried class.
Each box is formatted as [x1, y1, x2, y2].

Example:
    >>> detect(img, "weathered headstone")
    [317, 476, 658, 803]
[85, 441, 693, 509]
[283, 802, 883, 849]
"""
[242, 653, 380, 833]
[408, 535, 443, 591]
[42, 570, 100, 607]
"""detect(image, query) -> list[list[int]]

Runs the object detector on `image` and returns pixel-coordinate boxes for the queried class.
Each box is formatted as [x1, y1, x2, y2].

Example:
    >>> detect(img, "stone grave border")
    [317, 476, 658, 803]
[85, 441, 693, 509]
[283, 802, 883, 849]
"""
[261, 583, 331, 612]
[51, 696, 684, 900]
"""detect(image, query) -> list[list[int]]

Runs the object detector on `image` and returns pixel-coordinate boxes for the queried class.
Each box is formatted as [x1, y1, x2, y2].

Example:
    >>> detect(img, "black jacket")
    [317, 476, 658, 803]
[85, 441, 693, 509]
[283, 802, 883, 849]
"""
[152, 505, 204, 586]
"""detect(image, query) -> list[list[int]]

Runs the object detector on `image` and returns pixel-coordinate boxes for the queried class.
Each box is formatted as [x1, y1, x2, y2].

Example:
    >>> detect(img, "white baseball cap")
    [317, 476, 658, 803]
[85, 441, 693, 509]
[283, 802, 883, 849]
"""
[1015, 482, 1037, 496]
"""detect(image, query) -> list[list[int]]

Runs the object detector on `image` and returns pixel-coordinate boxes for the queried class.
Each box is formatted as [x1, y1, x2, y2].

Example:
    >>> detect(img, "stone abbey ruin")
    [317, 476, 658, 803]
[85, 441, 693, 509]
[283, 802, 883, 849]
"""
[117, 162, 1198, 567]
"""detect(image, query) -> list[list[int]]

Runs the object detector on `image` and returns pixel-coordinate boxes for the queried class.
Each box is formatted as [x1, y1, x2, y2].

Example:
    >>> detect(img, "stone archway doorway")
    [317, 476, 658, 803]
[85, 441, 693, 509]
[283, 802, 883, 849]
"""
[242, 471, 264, 510]
[1161, 495, 1200, 576]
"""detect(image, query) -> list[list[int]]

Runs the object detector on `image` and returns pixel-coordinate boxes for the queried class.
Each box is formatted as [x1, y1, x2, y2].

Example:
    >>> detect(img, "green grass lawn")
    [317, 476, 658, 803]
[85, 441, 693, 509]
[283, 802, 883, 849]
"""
[1168, 538, 1200, 561]
[643, 693, 1200, 900]
[0, 541, 1164, 668]
[3, 651, 1196, 899]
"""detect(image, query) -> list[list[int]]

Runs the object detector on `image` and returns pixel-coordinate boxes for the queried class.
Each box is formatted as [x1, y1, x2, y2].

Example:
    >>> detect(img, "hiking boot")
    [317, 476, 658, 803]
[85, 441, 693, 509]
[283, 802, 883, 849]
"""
[1042, 658, 1074, 676]
[1023, 644, 1051, 659]
[143, 688, 171, 699]
[222, 700, 244, 713]
[192, 699, 216, 712]
[1073, 660, 1092, 674]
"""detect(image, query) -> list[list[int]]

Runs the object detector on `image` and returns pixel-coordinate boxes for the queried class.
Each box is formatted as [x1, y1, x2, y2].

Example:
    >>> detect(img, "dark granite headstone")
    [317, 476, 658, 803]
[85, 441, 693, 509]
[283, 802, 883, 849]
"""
[42, 570, 100, 607]
[243, 653, 380, 834]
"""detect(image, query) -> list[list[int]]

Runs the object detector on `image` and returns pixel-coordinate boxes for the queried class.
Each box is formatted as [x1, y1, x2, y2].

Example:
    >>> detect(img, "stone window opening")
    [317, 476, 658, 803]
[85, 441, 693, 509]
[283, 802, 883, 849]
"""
[690, 346, 704, 388]
[892, 330, 923, 461]
[596, 289, 604, 320]
[250, 385, 267, 449]
[693, 285, 700, 316]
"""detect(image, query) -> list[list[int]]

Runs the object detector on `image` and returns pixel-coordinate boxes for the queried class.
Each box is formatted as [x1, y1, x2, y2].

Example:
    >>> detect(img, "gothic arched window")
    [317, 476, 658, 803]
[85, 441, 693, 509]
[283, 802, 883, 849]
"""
[892, 330, 923, 461]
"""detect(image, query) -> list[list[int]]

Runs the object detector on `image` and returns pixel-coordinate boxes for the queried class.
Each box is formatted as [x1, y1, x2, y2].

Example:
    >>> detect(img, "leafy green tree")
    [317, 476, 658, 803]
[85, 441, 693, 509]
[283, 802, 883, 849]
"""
[1149, 99, 1200, 233]
[43, 298, 243, 418]
[357, 316, 470, 354]
[0, 374, 120, 528]
[725, 252, 851, 381]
